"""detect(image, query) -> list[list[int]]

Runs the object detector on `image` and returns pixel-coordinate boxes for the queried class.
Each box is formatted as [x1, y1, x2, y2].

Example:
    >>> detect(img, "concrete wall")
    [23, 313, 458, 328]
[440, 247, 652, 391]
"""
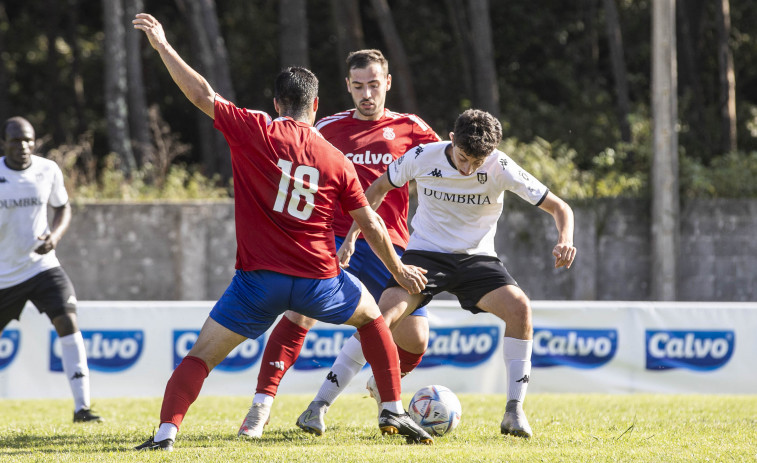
[56, 199, 757, 301]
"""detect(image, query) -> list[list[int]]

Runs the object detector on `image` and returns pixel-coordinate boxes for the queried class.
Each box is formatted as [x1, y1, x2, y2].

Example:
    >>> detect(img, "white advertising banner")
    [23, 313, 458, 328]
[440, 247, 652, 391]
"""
[0, 300, 754, 399]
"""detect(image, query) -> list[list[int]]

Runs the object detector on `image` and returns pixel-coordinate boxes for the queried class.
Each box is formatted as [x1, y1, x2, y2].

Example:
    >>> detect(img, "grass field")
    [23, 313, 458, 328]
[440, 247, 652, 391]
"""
[1, 393, 755, 462]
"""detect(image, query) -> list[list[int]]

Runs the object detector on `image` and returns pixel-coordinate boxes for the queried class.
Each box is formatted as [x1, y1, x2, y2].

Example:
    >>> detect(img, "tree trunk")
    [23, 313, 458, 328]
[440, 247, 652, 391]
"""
[602, 0, 632, 144]
[65, 0, 87, 137]
[369, 0, 418, 114]
[716, 0, 737, 153]
[279, 0, 309, 68]
[467, 0, 500, 118]
[330, 0, 364, 107]
[102, 0, 136, 175]
[124, 0, 152, 168]
[175, 0, 235, 181]
[444, 0, 474, 103]
[651, 0, 678, 301]
[0, 4, 9, 124]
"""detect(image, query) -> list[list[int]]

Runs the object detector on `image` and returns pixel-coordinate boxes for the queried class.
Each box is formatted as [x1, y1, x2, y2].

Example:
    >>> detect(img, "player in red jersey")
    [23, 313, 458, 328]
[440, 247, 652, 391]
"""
[132, 15, 432, 450]
[238, 50, 441, 438]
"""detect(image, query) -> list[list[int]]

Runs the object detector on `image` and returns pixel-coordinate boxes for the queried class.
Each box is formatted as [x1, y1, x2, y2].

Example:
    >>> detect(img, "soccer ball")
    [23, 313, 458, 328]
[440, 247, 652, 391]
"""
[407, 385, 462, 436]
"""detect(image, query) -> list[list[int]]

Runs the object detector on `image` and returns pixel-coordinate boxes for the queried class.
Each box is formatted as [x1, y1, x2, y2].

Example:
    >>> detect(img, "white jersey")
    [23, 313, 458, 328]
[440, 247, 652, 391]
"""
[387, 141, 548, 256]
[0, 155, 68, 288]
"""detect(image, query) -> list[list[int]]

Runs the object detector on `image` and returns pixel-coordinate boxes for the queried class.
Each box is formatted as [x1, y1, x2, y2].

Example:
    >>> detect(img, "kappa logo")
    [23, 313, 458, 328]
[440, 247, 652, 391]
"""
[382, 127, 396, 140]
[71, 371, 86, 380]
[499, 159, 508, 170]
[429, 168, 442, 178]
[66, 295, 77, 305]
[515, 374, 529, 384]
[174, 330, 264, 372]
[0, 177, 6, 183]
[326, 371, 340, 387]
[414, 145, 424, 157]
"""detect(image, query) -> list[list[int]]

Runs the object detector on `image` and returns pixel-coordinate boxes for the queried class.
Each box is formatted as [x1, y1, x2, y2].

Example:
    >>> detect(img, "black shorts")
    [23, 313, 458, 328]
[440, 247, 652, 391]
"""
[385, 250, 518, 314]
[0, 267, 77, 331]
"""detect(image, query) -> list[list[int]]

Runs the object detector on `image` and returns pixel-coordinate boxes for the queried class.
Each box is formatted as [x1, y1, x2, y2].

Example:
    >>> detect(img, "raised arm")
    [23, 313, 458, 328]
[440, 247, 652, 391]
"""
[133, 13, 215, 118]
[337, 172, 396, 267]
[538, 192, 577, 269]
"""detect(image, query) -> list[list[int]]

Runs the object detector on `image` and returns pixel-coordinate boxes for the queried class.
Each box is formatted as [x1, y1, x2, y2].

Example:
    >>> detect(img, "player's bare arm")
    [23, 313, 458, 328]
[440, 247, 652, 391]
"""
[537, 192, 577, 269]
[133, 13, 215, 118]
[337, 172, 396, 267]
[35, 203, 71, 255]
[348, 206, 427, 294]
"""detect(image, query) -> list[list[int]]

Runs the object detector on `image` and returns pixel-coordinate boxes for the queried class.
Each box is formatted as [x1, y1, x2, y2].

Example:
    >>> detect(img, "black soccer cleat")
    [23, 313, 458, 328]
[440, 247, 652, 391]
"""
[135, 436, 174, 451]
[73, 408, 103, 423]
[378, 409, 433, 445]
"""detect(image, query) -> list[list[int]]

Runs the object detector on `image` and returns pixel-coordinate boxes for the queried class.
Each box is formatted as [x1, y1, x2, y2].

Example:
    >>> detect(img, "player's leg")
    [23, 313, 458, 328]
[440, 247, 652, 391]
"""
[476, 284, 534, 438]
[239, 310, 316, 438]
[27, 268, 100, 423]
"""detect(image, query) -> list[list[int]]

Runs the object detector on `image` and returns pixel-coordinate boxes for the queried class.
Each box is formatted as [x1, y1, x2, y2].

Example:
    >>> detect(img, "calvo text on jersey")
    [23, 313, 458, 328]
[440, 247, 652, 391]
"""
[344, 151, 393, 165]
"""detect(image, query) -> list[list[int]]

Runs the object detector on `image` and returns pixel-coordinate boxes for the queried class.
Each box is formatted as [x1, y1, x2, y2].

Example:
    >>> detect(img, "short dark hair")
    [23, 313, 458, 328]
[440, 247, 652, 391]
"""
[274, 67, 319, 119]
[453, 109, 502, 158]
[346, 49, 389, 77]
[2, 116, 34, 141]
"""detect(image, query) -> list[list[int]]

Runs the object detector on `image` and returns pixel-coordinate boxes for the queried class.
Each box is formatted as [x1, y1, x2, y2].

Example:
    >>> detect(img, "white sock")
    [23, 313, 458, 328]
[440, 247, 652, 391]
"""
[313, 335, 366, 405]
[503, 337, 532, 403]
[380, 400, 404, 415]
[253, 393, 274, 406]
[59, 332, 90, 412]
[155, 422, 178, 442]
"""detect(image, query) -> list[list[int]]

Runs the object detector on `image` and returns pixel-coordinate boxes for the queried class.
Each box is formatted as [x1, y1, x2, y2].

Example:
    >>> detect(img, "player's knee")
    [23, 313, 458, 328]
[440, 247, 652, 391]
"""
[51, 312, 78, 337]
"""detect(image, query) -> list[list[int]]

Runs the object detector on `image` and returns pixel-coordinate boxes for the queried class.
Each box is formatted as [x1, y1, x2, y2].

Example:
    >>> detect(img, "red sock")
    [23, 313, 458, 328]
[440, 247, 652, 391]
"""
[160, 356, 209, 428]
[397, 346, 424, 376]
[256, 316, 309, 397]
[358, 316, 400, 403]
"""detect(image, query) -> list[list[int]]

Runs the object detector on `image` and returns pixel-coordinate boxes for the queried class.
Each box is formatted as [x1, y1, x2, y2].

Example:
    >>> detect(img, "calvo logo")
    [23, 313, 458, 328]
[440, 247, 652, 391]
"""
[532, 328, 617, 368]
[419, 326, 499, 368]
[293, 328, 356, 371]
[646, 330, 734, 371]
[173, 330, 264, 372]
[50, 330, 143, 372]
[0, 330, 20, 370]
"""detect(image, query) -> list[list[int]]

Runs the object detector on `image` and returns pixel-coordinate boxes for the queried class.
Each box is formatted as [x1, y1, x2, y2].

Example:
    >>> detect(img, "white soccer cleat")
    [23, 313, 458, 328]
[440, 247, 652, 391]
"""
[365, 375, 382, 417]
[238, 402, 272, 438]
[296, 400, 329, 436]
[500, 400, 532, 438]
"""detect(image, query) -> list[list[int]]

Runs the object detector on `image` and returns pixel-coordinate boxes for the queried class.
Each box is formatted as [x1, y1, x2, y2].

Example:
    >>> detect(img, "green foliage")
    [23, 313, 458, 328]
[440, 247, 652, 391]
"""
[1, 394, 755, 462]
[681, 151, 757, 198]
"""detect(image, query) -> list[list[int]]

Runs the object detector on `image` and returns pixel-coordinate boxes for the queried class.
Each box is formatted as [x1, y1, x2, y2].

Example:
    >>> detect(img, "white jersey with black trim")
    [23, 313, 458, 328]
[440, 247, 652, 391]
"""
[387, 141, 548, 256]
[0, 155, 68, 288]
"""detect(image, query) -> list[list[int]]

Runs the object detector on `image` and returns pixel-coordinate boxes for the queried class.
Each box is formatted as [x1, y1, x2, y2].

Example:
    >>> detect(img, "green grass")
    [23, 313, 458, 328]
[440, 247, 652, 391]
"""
[1, 394, 755, 462]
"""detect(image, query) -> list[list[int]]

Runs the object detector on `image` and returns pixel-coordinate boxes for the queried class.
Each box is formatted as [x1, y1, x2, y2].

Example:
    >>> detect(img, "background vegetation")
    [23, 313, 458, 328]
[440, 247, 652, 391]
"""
[1, 0, 756, 199]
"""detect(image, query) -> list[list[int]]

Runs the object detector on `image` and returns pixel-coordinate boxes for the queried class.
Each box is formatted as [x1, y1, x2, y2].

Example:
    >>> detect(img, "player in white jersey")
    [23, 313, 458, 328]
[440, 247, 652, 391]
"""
[302, 109, 577, 438]
[0, 117, 102, 423]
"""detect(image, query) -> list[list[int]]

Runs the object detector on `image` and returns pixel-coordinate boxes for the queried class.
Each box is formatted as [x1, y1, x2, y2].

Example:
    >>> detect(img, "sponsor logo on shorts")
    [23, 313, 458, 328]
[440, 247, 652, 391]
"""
[418, 326, 499, 368]
[532, 328, 617, 368]
[293, 328, 356, 371]
[0, 330, 20, 370]
[50, 330, 144, 372]
[173, 330, 264, 372]
[645, 330, 734, 371]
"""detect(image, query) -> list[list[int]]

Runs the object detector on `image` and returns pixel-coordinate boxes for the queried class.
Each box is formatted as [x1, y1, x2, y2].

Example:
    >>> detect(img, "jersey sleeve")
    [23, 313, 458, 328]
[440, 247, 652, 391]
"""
[386, 145, 423, 188]
[338, 156, 370, 213]
[213, 94, 272, 147]
[496, 151, 549, 206]
[48, 162, 69, 207]
[410, 114, 441, 145]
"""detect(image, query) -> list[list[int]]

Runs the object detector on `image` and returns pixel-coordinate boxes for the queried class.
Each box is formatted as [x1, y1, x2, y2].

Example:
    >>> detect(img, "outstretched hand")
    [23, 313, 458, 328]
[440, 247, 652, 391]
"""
[133, 13, 168, 50]
[552, 242, 576, 269]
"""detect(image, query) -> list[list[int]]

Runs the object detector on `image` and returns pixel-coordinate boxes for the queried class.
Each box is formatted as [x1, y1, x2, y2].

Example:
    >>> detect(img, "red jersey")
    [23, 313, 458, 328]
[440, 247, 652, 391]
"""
[213, 96, 369, 279]
[315, 108, 440, 248]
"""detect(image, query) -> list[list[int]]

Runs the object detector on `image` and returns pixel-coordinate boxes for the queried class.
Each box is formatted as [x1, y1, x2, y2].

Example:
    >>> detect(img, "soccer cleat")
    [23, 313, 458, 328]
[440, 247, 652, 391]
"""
[500, 400, 533, 438]
[238, 402, 272, 438]
[134, 436, 174, 451]
[365, 375, 382, 417]
[378, 409, 433, 445]
[296, 400, 329, 436]
[73, 408, 103, 423]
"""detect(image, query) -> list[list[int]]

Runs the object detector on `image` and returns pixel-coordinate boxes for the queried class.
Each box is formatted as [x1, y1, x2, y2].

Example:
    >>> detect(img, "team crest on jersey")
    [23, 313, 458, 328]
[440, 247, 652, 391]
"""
[382, 127, 396, 140]
[477, 172, 487, 184]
